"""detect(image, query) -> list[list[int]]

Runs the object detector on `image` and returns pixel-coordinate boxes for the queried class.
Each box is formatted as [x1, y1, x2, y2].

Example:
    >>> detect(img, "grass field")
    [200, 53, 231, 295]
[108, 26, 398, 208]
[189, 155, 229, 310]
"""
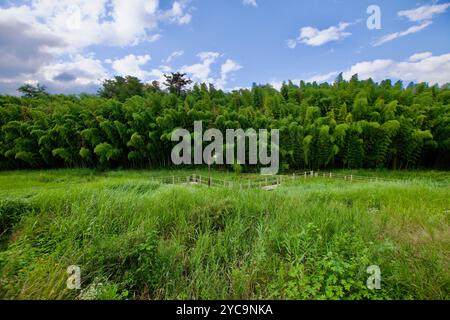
[0, 169, 449, 300]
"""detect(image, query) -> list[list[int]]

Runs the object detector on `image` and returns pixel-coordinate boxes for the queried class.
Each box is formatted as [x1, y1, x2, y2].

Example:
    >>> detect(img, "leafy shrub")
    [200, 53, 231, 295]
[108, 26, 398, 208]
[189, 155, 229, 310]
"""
[0, 198, 32, 240]
[271, 230, 393, 299]
[78, 279, 128, 300]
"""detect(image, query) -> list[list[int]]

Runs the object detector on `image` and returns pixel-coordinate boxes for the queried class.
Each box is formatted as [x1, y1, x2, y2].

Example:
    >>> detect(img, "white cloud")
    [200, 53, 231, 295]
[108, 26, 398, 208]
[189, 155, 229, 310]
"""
[269, 81, 284, 91]
[409, 52, 433, 62]
[373, 3, 449, 47]
[398, 3, 450, 22]
[243, 0, 258, 7]
[164, 50, 184, 63]
[0, 0, 193, 93]
[342, 59, 394, 80]
[0, 0, 158, 52]
[267, 53, 450, 89]
[216, 59, 243, 89]
[146, 64, 173, 83]
[288, 22, 352, 48]
[39, 54, 107, 86]
[341, 53, 450, 86]
[111, 54, 151, 79]
[0, 53, 108, 94]
[0, 16, 66, 77]
[161, 1, 192, 25]
[0, 0, 192, 52]
[221, 59, 243, 75]
[148, 68, 167, 84]
[180, 52, 221, 83]
[372, 20, 432, 47]
[305, 71, 339, 83]
[269, 72, 337, 90]
[179, 53, 242, 90]
[159, 65, 172, 73]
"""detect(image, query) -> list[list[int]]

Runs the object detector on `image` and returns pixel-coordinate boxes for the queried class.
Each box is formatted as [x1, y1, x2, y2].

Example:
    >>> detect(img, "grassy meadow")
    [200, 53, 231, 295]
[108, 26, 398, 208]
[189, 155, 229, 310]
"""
[0, 169, 449, 300]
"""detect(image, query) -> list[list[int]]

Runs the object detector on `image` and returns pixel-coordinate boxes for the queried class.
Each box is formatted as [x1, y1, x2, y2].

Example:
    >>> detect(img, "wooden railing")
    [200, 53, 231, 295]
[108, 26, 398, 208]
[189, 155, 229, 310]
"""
[150, 171, 400, 190]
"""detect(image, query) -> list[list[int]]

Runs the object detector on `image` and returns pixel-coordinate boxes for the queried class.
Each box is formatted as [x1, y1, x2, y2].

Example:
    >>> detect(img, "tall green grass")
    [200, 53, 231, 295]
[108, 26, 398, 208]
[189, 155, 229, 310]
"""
[0, 170, 449, 299]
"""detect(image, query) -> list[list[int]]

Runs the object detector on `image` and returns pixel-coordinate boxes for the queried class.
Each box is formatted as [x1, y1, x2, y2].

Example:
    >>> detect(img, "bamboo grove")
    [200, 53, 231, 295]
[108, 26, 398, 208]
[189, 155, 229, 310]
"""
[0, 74, 449, 171]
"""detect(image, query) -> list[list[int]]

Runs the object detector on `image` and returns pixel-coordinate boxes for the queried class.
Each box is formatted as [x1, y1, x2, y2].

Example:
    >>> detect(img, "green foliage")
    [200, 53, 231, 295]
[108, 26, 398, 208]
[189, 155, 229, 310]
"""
[79, 280, 129, 300]
[0, 169, 448, 299]
[17, 83, 48, 98]
[272, 227, 391, 299]
[98, 76, 144, 102]
[94, 143, 121, 165]
[0, 77, 449, 170]
[163, 72, 193, 96]
[232, 162, 242, 174]
[0, 198, 32, 242]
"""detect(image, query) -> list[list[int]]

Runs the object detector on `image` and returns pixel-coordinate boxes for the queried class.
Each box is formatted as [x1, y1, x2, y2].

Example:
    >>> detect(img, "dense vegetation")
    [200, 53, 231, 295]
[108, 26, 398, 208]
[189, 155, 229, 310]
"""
[1, 74, 449, 171]
[0, 169, 448, 299]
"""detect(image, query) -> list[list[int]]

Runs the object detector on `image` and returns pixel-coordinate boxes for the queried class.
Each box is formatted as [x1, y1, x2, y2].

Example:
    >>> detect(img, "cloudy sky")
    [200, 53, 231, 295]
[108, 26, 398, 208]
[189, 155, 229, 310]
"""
[0, 0, 449, 94]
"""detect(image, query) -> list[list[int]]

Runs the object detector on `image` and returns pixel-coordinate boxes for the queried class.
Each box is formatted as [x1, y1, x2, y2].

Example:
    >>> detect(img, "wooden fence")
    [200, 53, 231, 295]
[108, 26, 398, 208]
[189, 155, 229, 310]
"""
[151, 171, 400, 190]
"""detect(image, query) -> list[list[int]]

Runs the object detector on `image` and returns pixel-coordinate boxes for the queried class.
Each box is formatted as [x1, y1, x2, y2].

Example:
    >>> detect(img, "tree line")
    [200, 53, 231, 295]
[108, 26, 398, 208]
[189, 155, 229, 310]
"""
[1, 73, 449, 171]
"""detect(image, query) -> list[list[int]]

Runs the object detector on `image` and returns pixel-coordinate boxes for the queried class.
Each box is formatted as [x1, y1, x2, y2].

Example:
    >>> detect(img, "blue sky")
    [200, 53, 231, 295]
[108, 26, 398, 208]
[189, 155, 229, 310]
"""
[0, 0, 449, 94]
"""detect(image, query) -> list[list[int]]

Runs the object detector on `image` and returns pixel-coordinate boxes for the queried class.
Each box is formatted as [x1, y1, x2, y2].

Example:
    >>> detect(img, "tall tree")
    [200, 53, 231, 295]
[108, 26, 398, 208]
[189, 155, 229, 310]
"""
[98, 76, 144, 102]
[18, 83, 48, 98]
[163, 72, 192, 96]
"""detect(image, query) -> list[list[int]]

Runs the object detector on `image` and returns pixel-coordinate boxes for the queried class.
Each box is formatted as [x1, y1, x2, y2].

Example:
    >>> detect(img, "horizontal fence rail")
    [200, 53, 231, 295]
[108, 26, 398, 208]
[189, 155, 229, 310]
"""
[0, 171, 420, 196]
[148, 171, 404, 190]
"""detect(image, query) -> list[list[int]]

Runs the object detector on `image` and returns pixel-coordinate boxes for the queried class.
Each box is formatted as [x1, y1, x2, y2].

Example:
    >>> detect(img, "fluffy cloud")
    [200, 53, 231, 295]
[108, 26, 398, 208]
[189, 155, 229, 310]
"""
[305, 71, 339, 83]
[268, 52, 450, 89]
[243, 0, 258, 7]
[398, 3, 450, 22]
[0, 0, 191, 51]
[221, 59, 243, 75]
[342, 52, 450, 85]
[164, 50, 185, 64]
[179, 53, 242, 90]
[0, 0, 193, 94]
[148, 68, 168, 84]
[216, 59, 243, 89]
[0, 54, 108, 95]
[269, 72, 339, 89]
[288, 22, 352, 48]
[112, 54, 151, 79]
[372, 21, 432, 47]
[110, 54, 176, 84]
[373, 3, 449, 47]
[180, 52, 221, 83]
[39, 54, 107, 86]
[342, 59, 394, 80]
[107, 0, 160, 47]
[0, 17, 66, 78]
[163, 1, 192, 25]
[408, 52, 433, 62]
